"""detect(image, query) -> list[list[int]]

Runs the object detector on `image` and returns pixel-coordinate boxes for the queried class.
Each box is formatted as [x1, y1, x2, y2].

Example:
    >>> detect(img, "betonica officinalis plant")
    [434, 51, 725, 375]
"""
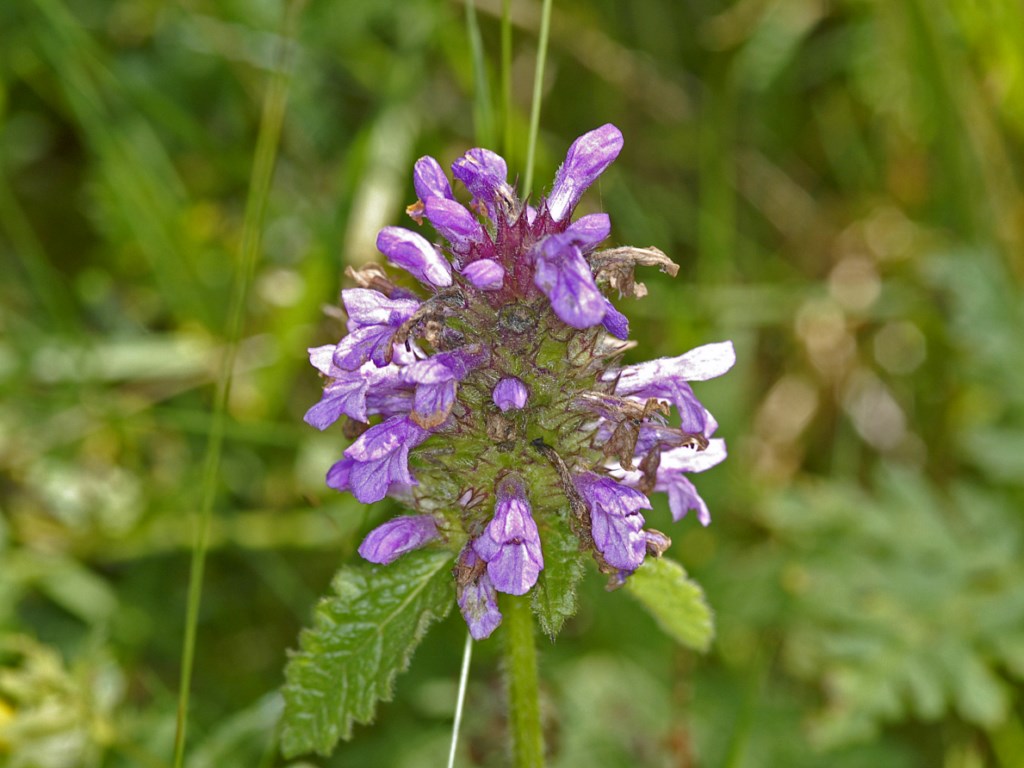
[282, 125, 734, 763]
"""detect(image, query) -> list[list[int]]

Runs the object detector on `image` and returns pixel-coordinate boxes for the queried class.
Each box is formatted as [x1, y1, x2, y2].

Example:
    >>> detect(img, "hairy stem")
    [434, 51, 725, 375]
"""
[504, 594, 544, 768]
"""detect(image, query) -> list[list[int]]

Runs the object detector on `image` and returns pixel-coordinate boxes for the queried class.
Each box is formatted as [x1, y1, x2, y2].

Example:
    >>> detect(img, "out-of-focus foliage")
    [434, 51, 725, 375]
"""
[1, 0, 1023, 766]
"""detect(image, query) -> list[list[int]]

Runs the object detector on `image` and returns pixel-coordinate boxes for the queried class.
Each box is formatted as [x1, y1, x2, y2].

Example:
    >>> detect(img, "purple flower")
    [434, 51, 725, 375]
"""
[456, 547, 502, 640]
[376, 227, 453, 288]
[610, 341, 735, 434]
[358, 515, 440, 564]
[533, 233, 606, 328]
[473, 476, 543, 595]
[305, 124, 733, 641]
[492, 377, 529, 411]
[402, 347, 486, 428]
[333, 289, 420, 370]
[304, 348, 412, 428]
[461, 259, 505, 291]
[547, 124, 623, 222]
[343, 416, 429, 504]
[413, 156, 454, 202]
[574, 473, 651, 572]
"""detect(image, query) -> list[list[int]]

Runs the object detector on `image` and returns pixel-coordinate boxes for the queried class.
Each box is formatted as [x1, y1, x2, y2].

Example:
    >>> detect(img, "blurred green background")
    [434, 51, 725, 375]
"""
[2, 0, 1024, 766]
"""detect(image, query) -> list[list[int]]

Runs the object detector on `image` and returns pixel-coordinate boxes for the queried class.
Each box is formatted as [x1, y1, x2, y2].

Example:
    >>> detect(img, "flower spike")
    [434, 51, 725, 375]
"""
[306, 125, 732, 638]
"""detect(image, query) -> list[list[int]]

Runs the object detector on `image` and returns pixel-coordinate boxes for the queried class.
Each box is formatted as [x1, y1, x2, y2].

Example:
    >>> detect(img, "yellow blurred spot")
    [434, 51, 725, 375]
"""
[0, 697, 13, 750]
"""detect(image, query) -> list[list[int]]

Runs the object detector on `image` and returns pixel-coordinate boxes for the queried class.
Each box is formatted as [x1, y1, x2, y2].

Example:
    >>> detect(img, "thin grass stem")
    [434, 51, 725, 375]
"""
[171, 3, 302, 766]
[446, 632, 475, 768]
[523, 0, 554, 197]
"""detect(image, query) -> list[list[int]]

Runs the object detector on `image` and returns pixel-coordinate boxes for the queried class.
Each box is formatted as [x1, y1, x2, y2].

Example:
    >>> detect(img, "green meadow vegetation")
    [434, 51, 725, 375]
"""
[2, 0, 1024, 766]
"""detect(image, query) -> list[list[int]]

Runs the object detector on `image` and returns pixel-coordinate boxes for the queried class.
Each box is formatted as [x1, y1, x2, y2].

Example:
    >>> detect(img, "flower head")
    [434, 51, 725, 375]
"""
[306, 125, 733, 637]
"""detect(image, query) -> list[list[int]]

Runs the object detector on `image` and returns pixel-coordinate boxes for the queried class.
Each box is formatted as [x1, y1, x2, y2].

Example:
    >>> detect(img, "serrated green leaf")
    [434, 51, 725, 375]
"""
[624, 558, 714, 652]
[531, 523, 584, 638]
[281, 549, 455, 757]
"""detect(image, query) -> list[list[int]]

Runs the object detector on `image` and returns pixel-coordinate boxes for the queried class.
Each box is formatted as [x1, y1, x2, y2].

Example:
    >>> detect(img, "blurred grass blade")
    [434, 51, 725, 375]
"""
[466, 0, 495, 148]
[173, 3, 304, 766]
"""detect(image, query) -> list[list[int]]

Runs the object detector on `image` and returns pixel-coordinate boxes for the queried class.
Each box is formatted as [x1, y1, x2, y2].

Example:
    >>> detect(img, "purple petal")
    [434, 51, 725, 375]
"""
[308, 344, 336, 375]
[424, 198, 485, 252]
[666, 475, 711, 526]
[377, 226, 453, 288]
[358, 515, 440, 564]
[413, 156, 454, 202]
[565, 213, 611, 248]
[332, 324, 397, 370]
[534, 236, 606, 328]
[461, 259, 505, 291]
[492, 377, 529, 411]
[325, 456, 353, 492]
[451, 148, 509, 208]
[612, 341, 737, 394]
[343, 416, 429, 504]
[304, 375, 370, 428]
[473, 477, 543, 595]
[341, 288, 419, 331]
[659, 438, 728, 474]
[411, 379, 457, 428]
[456, 548, 502, 640]
[574, 473, 650, 572]
[547, 124, 624, 222]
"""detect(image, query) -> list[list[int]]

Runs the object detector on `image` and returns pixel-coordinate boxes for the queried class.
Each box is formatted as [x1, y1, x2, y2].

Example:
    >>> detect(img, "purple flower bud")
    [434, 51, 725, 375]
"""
[413, 156, 454, 202]
[574, 472, 651, 572]
[424, 197, 485, 253]
[547, 124, 624, 223]
[600, 298, 629, 340]
[343, 416, 429, 504]
[492, 377, 528, 411]
[376, 227, 453, 288]
[456, 547, 502, 640]
[451, 148, 509, 209]
[473, 476, 544, 595]
[358, 515, 440, 564]
[461, 259, 505, 291]
[533, 234, 606, 328]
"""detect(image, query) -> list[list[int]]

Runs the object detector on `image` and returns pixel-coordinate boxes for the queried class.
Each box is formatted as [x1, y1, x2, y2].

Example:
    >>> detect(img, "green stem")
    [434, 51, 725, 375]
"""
[523, 0, 554, 197]
[504, 594, 544, 768]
